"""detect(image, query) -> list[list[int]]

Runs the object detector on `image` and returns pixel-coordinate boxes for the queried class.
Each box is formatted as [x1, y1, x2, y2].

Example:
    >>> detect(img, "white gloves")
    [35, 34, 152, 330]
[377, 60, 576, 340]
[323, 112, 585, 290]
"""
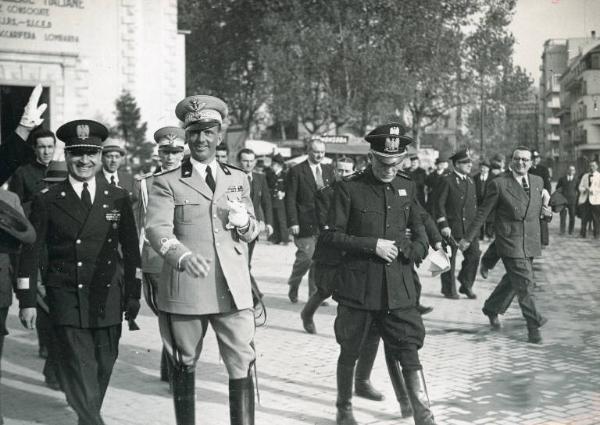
[226, 200, 249, 229]
[20, 84, 47, 129]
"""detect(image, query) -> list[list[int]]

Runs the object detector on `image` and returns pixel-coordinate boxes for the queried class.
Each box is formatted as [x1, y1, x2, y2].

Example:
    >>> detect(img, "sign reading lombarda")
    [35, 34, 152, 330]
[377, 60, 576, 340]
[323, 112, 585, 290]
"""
[0, 0, 84, 53]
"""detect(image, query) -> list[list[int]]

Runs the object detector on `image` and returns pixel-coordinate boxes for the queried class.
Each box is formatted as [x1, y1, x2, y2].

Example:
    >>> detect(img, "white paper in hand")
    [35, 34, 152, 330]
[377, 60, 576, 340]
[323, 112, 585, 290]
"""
[428, 248, 451, 277]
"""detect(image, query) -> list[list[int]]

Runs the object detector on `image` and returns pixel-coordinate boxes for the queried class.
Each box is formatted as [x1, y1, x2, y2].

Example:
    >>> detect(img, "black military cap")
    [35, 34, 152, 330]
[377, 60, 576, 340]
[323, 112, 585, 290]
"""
[56, 119, 108, 150]
[449, 148, 472, 164]
[435, 156, 448, 165]
[0, 199, 36, 253]
[364, 123, 413, 158]
[531, 149, 540, 158]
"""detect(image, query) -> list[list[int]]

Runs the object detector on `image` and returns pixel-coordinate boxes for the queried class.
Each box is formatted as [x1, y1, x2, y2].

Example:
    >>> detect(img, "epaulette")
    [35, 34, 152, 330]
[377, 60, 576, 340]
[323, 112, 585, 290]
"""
[342, 169, 366, 182]
[396, 170, 412, 180]
[154, 165, 181, 176]
[135, 171, 154, 181]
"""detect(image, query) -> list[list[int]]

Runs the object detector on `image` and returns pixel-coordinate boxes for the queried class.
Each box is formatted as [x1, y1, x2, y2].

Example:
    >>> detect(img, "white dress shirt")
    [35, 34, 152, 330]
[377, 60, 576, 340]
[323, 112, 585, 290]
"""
[190, 157, 218, 185]
[69, 175, 96, 204]
[102, 169, 120, 186]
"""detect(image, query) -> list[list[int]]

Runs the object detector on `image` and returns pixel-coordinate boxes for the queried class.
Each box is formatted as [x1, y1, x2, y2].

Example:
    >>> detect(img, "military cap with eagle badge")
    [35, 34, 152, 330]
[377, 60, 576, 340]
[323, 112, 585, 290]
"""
[175, 95, 228, 131]
[56, 119, 109, 150]
[154, 126, 185, 151]
[364, 123, 414, 159]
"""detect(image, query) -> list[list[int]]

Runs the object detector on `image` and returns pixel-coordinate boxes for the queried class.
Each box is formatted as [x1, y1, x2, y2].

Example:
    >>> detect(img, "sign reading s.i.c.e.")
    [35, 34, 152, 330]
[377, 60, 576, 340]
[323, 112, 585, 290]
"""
[0, 0, 86, 53]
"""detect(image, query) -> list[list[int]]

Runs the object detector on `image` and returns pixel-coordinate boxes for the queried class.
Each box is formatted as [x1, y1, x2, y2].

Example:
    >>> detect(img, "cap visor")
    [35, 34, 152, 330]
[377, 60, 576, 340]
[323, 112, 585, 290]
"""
[185, 121, 220, 132]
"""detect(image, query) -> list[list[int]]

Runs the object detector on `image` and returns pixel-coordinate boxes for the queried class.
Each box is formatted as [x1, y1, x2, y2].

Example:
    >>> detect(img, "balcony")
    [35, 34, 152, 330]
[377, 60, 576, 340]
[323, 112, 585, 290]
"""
[547, 133, 560, 142]
[547, 98, 561, 109]
[547, 117, 560, 125]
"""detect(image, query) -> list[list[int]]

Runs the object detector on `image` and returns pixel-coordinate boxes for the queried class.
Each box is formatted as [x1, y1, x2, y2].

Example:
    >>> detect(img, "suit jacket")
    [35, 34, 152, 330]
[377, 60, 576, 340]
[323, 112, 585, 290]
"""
[323, 168, 428, 310]
[556, 175, 578, 205]
[285, 160, 334, 237]
[0, 132, 34, 187]
[250, 172, 273, 226]
[435, 172, 478, 240]
[18, 178, 141, 327]
[473, 172, 489, 206]
[464, 172, 545, 259]
[577, 171, 600, 205]
[265, 168, 286, 209]
[409, 167, 427, 207]
[424, 170, 449, 214]
[145, 159, 259, 315]
[97, 170, 135, 199]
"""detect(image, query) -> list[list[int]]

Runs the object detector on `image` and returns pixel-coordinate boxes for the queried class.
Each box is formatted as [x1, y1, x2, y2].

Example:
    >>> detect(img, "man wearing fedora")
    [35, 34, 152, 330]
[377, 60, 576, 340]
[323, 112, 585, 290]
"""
[145, 95, 259, 425]
[133, 126, 186, 384]
[97, 138, 135, 198]
[324, 123, 436, 425]
[18, 119, 142, 425]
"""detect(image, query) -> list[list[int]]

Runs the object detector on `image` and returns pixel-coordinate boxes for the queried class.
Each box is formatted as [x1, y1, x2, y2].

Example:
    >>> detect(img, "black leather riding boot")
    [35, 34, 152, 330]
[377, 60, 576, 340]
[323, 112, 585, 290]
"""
[160, 347, 170, 382]
[301, 292, 327, 334]
[384, 350, 413, 418]
[229, 375, 255, 425]
[336, 363, 358, 425]
[403, 369, 437, 425]
[354, 333, 384, 401]
[171, 366, 196, 425]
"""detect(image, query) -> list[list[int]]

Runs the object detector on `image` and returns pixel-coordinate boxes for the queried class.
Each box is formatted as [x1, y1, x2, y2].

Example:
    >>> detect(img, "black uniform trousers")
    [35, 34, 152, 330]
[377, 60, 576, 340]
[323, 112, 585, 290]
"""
[482, 257, 544, 326]
[580, 201, 600, 237]
[481, 239, 501, 271]
[269, 206, 289, 244]
[335, 305, 424, 372]
[441, 239, 480, 296]
[54, 324, 121, 425]
[37, 306, 60, 384]
[559, 202, 576, 234]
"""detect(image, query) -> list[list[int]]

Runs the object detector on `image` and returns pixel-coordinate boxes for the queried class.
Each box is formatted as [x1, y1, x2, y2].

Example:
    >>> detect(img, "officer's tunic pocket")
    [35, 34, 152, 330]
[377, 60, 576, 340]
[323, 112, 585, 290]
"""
[174, 197, 205, 224]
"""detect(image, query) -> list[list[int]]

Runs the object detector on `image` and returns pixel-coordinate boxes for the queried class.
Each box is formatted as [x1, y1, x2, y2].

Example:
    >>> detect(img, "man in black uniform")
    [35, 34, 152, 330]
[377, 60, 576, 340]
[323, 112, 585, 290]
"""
[266, 154, 289, 244]
[409, 155, 427, 207]
[529, 150, 551, 246]
[424, 157, 449, 215]
[18, 120, 142, 425]
[325, 123, 436, 425]
[435, 149, 480, 299]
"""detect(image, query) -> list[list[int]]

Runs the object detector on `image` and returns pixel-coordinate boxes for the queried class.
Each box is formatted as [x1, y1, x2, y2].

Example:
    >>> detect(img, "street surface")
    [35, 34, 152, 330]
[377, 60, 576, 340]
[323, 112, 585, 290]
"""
[2, 218, 600, 424]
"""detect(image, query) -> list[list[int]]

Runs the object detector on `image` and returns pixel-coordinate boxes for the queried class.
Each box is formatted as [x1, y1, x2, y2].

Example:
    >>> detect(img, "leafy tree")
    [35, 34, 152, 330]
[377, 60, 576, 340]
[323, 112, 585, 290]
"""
[111, 90, 148, 157]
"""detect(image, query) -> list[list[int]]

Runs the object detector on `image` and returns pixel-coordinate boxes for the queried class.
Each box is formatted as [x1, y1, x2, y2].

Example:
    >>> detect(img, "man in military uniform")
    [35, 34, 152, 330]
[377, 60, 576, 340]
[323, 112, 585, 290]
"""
[97, 139, 135, 197]
[145, 95, 259, 425]
[266, 154, 289, 244]
[133, 126, 186, 383]
[216, 143, 229, 163]
[325, 123, 436, 425]
[18, 120, 142, 425]
[435, 149, 480, 299]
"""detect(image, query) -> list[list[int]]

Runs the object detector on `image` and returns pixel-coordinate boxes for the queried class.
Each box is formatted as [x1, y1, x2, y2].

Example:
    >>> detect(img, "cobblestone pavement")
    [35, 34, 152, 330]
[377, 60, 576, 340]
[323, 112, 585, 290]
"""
[2, 218, 600, 424]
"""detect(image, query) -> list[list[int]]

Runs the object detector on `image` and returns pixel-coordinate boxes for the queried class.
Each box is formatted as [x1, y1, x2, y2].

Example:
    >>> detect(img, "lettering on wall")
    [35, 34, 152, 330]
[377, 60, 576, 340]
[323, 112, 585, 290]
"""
[0, 0, 85, 51]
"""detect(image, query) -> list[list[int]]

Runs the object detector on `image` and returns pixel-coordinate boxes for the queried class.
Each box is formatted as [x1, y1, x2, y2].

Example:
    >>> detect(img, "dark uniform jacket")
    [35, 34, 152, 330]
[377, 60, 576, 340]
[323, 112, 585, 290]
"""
[313, 183, 340, 266]
[436, 171, 478, 240]
[324, 168, 428, 310]
[425, 169, 450, 214]
[250, 172, 274, 226]
[9, 161, 48, 215]
[19, 178, 141, 328]
[464, 172, 546, 259]
[97, 170, 135, 199]
[285, 160, 334, 237]
[0, 132, 35, 186]
[474, 172, 489, 206]
[530, 164, 551, 193]
[556, 175, 578, 205]
[410, 167, 427, 207]
[265, 168, 286, 209]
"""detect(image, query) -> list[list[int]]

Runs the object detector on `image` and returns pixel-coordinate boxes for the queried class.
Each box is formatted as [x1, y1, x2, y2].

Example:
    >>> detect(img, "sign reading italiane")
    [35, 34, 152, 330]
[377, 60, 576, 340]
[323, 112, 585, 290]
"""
[0, 0, 86, 53]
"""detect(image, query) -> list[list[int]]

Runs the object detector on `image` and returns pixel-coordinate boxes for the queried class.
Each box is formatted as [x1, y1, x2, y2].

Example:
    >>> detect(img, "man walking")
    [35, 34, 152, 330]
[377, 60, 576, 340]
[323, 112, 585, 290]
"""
[556, 165, 578, 235]
[285, 138, 334, 303]
[18, 119, 142, 424]
[435, 149, 480, 299]
[266, 154, 289, 244]
[530, 150, 552, 246]
[577, 160, 600, 239]
[325, 123, 436, 425]
[146, 95, 259, 425]
[459, 146, 552, 344]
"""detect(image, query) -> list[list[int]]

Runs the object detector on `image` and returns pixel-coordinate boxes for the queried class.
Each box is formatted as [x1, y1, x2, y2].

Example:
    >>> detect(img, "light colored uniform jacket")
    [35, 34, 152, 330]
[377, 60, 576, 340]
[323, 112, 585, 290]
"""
[577, 171, 600, 205]
[145, 159, 259, 315]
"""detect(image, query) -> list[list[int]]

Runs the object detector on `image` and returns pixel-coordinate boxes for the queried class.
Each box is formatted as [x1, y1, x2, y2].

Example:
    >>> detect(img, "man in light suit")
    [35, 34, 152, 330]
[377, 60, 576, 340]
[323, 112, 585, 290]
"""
[577, 160, 600, 239]
[145, 95, 259, 425]
[285, 138, 334, 303]
[458, 146, 552, 344]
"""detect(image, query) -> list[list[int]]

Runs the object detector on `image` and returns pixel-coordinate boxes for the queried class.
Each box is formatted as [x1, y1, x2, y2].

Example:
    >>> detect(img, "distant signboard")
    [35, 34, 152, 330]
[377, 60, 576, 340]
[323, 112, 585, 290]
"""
[319, 135, 348, 144]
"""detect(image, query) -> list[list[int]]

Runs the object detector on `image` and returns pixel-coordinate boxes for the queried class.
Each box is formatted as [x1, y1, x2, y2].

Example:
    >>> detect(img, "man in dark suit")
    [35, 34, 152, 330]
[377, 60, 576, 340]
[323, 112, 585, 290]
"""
[473, 160, 490, 240]
[266, 154, 289, 244]
[325, 123, 436, 425]
[459, 146, 551, 344]
[408, 155, 427, 207]
[18, 120, 142, 424]
[238, 148, 273, 300]
[530, 150, 552, 246]
[285, 138, 334, 303]
[556, 165, 578, 235]
[424, 157, 449, 215]
[435, 149, 480, 299]
[97, 138, 135, 198]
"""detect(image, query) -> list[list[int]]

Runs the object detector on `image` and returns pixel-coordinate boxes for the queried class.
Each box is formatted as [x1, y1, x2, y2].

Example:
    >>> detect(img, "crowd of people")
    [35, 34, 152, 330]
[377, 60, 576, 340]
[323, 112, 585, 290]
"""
[0, 85, 595, 425]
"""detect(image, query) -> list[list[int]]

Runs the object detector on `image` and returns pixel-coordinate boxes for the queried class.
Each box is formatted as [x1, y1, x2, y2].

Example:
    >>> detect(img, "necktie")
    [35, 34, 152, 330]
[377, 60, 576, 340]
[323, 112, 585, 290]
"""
[110, 175, 116, 186]
[248, 174, 254, 198]
[82, 182, 92, 210]
[315, 165, 324, 189]
[205, 166, 216, 192]
[522, 177, 529, 196]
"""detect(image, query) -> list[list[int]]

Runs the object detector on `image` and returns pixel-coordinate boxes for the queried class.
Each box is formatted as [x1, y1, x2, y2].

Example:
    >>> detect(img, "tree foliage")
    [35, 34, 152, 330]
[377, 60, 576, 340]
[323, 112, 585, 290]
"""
[111, 90, 148, 156]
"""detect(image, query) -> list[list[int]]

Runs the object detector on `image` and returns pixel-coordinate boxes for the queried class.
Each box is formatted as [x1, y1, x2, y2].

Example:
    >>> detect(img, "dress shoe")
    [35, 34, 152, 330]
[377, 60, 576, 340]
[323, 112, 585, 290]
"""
[416, 304, 434, 315]
[300, 312, 317, 334]
[527, 327, 542, 344]
[483, 309, 501, 329]
[443, 293, 459, 300]
[459, 286, 477, 299]
[355, 380, 385, 401]
[480, 266, 489, 279]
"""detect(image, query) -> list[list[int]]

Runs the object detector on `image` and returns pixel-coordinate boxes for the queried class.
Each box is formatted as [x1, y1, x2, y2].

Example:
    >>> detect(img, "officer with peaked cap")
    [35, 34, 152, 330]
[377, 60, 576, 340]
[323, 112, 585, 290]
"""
[17, 119, 142, 425]
[322, 123, 437, 425]
[132, 125, 186, 384]
[435, 148, 481, 300]
[145, 96, 260, 425]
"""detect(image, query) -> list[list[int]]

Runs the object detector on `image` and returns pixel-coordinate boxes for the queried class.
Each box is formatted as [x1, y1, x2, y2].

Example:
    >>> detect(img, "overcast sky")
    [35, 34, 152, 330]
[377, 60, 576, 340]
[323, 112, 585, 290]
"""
[510, 0, 600, 83]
